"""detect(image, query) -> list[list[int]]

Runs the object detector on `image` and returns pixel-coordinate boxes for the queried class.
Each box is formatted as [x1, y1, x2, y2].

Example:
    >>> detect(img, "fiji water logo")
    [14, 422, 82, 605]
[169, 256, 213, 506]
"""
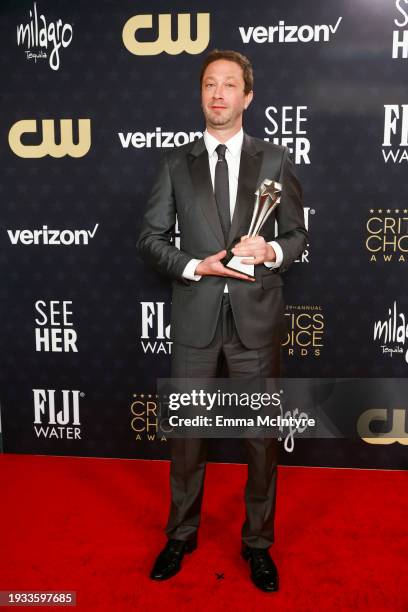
[16, 2, 73, 71]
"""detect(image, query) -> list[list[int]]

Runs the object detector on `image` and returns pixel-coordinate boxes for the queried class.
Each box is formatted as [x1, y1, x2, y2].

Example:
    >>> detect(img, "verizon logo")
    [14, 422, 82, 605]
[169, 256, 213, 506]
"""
[7, 224, 99, 246]
[239, 17, 342, 44]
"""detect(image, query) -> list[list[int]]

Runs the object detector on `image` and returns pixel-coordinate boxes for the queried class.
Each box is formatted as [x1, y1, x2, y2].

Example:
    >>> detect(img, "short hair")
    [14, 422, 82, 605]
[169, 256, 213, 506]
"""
[200, 49, 253, 95]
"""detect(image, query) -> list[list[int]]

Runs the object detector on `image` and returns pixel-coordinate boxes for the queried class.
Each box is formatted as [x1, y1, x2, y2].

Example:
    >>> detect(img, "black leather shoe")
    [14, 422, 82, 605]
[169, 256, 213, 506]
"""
[241, 545, 279, 592]
[150, 539, 197, 581]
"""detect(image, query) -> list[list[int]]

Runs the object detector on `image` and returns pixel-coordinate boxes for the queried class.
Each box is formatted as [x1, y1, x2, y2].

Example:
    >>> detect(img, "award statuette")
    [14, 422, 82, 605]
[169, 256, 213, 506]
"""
[224, 178, 282, 277]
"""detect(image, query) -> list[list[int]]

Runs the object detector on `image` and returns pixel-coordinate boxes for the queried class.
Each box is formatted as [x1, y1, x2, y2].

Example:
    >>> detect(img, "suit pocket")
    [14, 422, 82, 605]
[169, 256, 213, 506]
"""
[261, 273, 284, 290]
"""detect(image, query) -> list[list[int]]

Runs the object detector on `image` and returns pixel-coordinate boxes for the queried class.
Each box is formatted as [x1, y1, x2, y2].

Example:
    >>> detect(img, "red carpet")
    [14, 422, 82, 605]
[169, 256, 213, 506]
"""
[0, 455, 407, 611]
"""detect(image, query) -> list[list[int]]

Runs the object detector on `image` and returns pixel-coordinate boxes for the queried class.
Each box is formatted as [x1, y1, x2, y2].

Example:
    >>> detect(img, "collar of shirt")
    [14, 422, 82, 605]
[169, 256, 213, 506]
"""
[203, 127, 243, 160]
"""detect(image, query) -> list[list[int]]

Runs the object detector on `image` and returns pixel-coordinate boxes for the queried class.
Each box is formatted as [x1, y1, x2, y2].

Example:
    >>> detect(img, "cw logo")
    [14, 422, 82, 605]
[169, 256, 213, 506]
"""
[123, 13, 210, 56]
[8, 119, 91, 158]
[357, 408, 408, 445]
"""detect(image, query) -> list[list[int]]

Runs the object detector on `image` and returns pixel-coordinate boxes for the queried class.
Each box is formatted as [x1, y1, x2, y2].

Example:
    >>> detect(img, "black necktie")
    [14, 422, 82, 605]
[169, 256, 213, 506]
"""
[214, 144, 230, 243]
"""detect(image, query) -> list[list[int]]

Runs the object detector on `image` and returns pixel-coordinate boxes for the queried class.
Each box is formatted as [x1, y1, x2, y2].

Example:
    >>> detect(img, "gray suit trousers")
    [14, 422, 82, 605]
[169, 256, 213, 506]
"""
[166, 294, 281, 549]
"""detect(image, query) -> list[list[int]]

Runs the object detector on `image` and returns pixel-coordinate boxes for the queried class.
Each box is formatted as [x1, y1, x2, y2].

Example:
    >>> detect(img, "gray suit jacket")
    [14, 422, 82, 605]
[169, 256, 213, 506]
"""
[137, 132, 308, 349]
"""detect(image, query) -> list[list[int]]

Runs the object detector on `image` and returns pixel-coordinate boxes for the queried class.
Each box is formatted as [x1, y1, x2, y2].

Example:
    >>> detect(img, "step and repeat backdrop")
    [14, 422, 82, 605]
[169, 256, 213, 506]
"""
[0, 0, 407, 469]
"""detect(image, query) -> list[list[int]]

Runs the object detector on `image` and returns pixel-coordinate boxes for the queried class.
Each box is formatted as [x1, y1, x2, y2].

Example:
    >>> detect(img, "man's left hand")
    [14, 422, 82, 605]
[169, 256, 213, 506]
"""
[231, 236, 276, 265]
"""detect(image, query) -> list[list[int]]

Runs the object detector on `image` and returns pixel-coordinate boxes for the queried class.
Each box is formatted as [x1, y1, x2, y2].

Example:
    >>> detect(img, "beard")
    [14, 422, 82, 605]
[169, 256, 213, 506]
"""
[204, 107, 233, 127]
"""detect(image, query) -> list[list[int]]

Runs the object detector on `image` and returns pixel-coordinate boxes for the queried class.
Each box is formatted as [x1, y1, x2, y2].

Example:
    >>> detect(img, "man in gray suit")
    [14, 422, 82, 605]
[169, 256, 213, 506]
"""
[137, 49, 307, 592]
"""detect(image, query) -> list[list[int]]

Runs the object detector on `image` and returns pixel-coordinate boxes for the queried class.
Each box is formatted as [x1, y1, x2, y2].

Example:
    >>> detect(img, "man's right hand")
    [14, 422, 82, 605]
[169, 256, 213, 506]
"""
[195, 250, 255, 281]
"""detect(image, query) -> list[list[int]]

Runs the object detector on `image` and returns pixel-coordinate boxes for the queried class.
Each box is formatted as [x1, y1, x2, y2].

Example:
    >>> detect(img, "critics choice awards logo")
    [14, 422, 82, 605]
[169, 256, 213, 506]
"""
[130, 394, 168, 442]
[366, 208, 408, 262]
[283, 305, 324, 358]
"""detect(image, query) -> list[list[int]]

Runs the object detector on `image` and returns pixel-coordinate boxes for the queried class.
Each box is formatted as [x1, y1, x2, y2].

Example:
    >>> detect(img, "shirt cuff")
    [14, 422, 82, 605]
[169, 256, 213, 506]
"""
[264, 241, 283, 269]
[182, 258, 202, 281]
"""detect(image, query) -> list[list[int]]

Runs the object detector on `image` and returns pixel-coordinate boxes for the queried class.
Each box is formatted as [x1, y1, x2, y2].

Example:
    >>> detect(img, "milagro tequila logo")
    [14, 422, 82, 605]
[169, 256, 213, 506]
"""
[373, 301, 408, 363]
[278, 404, 310, 453]
[16, 2, 73, 70]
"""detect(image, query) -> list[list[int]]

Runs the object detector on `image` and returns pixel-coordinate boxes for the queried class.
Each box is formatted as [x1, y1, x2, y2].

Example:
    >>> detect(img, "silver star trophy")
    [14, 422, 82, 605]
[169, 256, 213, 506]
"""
[224, 178, 282, 277]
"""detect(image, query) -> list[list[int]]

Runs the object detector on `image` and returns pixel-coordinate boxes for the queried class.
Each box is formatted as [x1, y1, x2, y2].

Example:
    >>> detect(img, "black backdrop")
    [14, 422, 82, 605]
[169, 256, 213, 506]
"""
[1, 0, 407, 468]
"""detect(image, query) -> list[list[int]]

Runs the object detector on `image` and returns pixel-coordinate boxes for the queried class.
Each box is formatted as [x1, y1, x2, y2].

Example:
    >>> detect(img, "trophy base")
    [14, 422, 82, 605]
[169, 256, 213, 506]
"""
[225, 254, 255, 278]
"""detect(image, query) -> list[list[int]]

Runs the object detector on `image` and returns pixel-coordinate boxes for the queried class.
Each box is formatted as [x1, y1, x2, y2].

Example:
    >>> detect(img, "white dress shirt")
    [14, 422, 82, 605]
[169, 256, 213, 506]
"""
[182, 128, 283, 286]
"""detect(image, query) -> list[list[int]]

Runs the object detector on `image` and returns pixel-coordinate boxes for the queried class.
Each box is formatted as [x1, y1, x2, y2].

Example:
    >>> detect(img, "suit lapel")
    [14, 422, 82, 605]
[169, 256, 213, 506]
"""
[188, 138, 224, 248]
[227, 133, 263, 247]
